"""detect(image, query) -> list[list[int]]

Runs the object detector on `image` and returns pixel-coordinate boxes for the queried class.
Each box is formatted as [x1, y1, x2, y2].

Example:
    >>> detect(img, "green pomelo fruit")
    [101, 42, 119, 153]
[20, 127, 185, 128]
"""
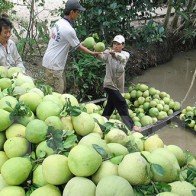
[19, 92, 42, 112]
[157, 111, 168, 120]
[42, 154, 72, 185]
[92, 122, 103, 138]
[30, 184, 61, 196]
[63, 177, 96, 196]
[68, 144, 102, 177]
[90, 113, 105, 125]
[17, 111, 35, 126]
[173, 101, 181, 111]
[25, 119, 48, 144]
[118, 152, 151, 185]
[85, 103, 99, 114]
[144, 134, 164, 152]
[0, 132, 6, 150]
[149, 107, 159, 117]
[140, 115, 153, 126]
[169, 181, 196, 196]
[138, 84, 148, 92]
[45, 116, 63, 130]
[1, 157, 32, 185]
[166, 145, 186, 167]
[156, 192, 178, 196]
[0, 96, 18, 112]
[61, 93, 79, 107]
[72, 112, 95, 136]
[5, 123, 26, 139]
[29, 87, 44, 98]
[0, 186, 25, 196]
[82, 37, 95, 49]
[107, 143, 128, 156]
[92, 161, 118, 184]
[104, 128, 128, 146]
[0, 151, 8, 171]
[0, 78, 12, 90]
[42, 95, 63, 109]
[0, 66, 8, 78]
[61, 116, 74, 131]
[0, 174, 8, 191]
[4, 137, 29, 158]
[94, 42, 105, 52]
[15, 73, 34, 86]
[36, 140, 54, 158]
[7, 67, 22, 78]
[96, 175, 134, 196]
[36, 101, 61, 121]
[32, 164, 47, 187]
[0, 109, 13, 132]
[20, 82, 35, 91]
[149, 149, 179, 182]
[79, 133, 110, 154]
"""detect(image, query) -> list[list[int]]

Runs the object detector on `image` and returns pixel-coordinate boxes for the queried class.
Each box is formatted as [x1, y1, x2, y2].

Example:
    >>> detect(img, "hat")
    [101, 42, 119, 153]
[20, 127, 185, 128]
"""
[65, 0, 86, 12]
[113, 35, 125, 44]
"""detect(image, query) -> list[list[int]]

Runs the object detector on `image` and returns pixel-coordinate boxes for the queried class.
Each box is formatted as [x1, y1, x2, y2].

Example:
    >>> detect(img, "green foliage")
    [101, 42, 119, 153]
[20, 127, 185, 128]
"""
[66, 52, 105, 102]
[0, 0, 13, 14]
[75, 1, 156, 42]
[132, 20, 166, 48]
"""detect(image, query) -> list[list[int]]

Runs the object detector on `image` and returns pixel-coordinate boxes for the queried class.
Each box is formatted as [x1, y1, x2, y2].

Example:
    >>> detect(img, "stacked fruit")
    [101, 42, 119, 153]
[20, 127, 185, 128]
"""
[119, 83, 181, 127]
[0, 66, 195, 195]
[180, 106, 196, 131]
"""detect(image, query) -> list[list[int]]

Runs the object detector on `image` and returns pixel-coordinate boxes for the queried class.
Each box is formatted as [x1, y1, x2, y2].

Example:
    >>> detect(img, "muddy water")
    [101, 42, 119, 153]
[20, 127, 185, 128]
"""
[131, 49, 196, 154]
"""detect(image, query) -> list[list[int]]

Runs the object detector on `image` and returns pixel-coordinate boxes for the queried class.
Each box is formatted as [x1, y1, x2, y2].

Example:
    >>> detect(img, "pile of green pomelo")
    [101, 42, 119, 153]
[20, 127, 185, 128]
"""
[0, 66, 195, 196]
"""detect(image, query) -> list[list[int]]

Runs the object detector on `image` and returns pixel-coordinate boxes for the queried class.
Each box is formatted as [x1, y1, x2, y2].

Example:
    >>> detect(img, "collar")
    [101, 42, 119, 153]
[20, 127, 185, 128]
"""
[63, 16, 74, 26]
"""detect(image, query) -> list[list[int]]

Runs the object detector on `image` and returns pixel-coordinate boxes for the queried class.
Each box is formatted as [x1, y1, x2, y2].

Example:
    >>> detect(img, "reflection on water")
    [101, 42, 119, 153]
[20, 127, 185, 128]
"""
[131, 49, 196, 154]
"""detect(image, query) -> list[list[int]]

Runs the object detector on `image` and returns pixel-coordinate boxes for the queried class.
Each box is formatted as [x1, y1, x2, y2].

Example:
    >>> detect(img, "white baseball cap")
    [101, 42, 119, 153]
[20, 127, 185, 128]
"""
[113, 35, 125, 44]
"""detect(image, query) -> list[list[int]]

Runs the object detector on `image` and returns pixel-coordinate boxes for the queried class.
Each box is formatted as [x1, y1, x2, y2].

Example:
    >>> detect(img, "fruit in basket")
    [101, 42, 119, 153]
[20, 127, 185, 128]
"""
[63, 177, 96, 196]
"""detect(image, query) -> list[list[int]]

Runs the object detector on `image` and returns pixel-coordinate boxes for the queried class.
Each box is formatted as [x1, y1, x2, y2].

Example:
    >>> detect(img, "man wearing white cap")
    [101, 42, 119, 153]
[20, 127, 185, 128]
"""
[98, 35, 140, 132]
[42, 0, 100, 93]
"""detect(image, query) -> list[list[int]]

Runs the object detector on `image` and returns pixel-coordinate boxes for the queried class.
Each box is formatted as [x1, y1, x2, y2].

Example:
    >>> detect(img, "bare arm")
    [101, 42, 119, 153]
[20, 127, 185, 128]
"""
[78, 44, 101, 57]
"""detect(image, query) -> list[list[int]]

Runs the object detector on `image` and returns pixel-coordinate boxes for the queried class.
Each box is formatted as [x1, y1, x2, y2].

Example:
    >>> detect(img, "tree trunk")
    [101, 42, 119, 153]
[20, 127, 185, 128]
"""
[164, 0, 173, 30]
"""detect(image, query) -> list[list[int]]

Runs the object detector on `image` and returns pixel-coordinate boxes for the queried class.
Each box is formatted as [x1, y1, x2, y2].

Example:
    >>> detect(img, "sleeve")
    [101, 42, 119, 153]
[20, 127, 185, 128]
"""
[67, 29, 80, 49]
[97, 49, 110, 61]
[12, 42, 26, 72]
[115, 51, 130, 64]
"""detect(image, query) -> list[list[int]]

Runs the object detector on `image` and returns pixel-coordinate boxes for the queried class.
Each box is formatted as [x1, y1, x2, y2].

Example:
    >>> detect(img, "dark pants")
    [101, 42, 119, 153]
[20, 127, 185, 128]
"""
[102, 88, 134, 131]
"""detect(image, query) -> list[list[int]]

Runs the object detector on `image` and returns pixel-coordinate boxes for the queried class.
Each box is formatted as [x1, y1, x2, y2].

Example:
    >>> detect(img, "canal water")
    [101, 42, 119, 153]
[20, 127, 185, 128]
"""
[131, 49, 196, 154]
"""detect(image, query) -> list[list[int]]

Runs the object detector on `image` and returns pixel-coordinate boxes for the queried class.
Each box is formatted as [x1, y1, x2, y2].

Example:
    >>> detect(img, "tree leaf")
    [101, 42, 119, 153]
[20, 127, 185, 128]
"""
[151, 163, 165, 176]
[92, 144, 108, 160]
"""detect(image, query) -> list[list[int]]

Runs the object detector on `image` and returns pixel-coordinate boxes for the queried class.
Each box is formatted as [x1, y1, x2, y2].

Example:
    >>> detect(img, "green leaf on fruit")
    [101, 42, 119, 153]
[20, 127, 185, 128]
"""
[92, 144, 109, 160]
[151, 163, 165, 176]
